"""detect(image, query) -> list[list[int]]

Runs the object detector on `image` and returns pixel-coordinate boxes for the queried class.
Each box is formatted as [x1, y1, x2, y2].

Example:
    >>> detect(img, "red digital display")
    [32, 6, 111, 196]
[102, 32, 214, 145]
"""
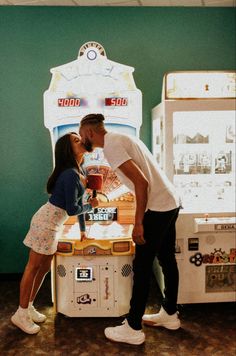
[58, 98, 81, 107]
[105, 98, 128, 106]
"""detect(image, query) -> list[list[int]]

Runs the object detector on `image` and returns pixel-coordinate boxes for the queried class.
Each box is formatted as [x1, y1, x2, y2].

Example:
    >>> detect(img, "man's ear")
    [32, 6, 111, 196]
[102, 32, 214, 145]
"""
[88, 128, 94, 138]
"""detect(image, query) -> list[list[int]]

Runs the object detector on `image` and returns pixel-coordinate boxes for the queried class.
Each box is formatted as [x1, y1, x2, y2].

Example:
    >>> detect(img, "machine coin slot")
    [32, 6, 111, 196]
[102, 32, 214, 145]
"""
[188, 238, 199, 251]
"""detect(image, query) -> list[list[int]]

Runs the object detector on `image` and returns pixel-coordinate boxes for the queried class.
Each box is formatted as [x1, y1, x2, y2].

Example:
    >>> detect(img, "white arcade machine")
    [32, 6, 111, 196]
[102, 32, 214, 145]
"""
[152, 71, 236, 304]
[44, 41, 142, 316]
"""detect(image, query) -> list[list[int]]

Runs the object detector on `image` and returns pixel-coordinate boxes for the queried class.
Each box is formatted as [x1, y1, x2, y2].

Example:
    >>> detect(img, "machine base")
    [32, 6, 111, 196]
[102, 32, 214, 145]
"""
[52, 254, 134, 317]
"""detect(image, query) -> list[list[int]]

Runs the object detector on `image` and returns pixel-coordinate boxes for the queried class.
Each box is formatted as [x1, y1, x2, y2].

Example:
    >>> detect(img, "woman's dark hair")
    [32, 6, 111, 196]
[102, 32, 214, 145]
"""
[47, 132, 78, 194]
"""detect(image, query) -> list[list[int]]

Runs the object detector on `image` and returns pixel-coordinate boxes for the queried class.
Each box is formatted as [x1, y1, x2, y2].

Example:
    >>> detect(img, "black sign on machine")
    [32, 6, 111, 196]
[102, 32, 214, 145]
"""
[76, 267, 93, 282]
[85, 207, 118, 222]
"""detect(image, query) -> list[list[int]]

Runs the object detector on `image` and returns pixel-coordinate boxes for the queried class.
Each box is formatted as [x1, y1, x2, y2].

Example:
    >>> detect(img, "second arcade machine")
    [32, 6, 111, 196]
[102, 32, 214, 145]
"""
[44, 42, 142, 317]
[152, 71, 236, 304]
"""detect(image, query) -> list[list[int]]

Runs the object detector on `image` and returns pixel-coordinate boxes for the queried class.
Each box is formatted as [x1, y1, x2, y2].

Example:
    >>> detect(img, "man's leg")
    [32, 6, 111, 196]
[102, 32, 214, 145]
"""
[127, 230, 157, 330]
[142, 208, 181, 330]
[104, 210, 157, 345]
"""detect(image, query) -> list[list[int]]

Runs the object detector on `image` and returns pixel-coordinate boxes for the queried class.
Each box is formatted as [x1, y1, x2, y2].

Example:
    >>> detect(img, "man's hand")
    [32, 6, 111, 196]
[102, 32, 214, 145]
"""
[118, 159, 148, 246]
[132, 223, 146, 245]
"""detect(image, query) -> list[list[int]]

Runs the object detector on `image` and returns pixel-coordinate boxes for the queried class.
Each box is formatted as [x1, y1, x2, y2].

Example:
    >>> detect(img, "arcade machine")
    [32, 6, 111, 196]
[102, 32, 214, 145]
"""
[44, 41, 142, 316]
[152, 71, 236, 304]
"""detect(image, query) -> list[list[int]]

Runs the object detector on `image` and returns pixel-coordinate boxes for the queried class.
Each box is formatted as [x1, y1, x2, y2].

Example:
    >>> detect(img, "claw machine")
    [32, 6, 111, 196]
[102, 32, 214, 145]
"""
[44, 41, 142, 316]
[152, 71, 236, 303]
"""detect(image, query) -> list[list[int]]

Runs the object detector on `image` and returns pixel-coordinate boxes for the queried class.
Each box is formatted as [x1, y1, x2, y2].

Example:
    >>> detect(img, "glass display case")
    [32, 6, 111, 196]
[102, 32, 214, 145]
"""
[173, 110, 235, 212]
[153, 71, 236, 213]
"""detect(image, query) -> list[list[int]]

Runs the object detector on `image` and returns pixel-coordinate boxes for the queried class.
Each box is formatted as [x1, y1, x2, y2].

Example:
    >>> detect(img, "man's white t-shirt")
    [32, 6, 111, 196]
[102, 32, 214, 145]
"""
[103, 132, 181, 212]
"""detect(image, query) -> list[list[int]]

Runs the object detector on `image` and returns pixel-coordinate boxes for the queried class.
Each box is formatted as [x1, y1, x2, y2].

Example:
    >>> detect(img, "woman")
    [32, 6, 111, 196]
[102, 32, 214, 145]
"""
[11, 132, 98, 334]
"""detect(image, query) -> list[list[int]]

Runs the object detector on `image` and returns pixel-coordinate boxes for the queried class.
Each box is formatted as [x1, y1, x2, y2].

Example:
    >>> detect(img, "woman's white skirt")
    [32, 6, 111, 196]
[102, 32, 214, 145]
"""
[23, 202, 68, 255]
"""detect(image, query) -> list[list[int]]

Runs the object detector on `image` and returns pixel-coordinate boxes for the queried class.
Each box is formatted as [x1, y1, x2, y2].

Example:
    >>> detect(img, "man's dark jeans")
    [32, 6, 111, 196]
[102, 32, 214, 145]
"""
[127, 207, 180, 330]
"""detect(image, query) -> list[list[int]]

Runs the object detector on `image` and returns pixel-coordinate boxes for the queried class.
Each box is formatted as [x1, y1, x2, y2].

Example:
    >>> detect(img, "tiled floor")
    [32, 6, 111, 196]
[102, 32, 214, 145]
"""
[0, 275, 235, 356]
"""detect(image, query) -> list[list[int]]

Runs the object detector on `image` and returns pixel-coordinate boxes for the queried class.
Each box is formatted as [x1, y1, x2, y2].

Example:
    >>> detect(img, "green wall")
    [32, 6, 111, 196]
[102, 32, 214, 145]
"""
[0, 7, 235, 273]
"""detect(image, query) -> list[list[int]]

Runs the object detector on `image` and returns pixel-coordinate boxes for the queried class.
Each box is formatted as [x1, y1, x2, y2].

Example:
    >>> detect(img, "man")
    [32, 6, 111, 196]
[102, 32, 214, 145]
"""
[79, 113, 181, 345]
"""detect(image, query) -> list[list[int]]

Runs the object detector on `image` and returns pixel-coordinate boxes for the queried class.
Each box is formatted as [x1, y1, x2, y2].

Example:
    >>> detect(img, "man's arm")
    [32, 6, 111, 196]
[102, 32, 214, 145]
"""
[118, 159, 148, 245]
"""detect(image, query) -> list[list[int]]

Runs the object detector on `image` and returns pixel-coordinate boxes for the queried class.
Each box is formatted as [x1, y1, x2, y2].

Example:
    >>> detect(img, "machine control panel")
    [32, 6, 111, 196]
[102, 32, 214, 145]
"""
[194, 217, 236, 233]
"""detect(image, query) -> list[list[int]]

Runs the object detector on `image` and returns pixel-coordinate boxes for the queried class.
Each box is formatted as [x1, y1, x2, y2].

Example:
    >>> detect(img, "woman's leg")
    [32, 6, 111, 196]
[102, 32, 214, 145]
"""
[11, 249, 49, 334]
[29, 254, 53, 303]
[19, 249, 50, 308]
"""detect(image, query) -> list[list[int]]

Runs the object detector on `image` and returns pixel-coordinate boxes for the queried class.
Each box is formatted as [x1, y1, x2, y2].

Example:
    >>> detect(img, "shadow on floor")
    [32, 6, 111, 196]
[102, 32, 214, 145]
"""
[0, 274, 235, 356]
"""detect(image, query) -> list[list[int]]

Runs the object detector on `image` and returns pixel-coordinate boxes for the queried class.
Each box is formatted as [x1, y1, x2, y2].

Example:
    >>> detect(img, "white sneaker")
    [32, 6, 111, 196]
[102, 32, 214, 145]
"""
[11, 309, 40, 334]
[104, 319, 145, 345]
[142, 306, 180, 330]
[29, 305, 46, 323]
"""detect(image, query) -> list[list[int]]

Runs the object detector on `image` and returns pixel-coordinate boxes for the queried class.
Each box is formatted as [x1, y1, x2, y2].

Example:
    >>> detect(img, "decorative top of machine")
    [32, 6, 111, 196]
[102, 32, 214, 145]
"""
[164, 71, 236, 100]
[48, 41, 136, 93]
[78, 41, 107, 59]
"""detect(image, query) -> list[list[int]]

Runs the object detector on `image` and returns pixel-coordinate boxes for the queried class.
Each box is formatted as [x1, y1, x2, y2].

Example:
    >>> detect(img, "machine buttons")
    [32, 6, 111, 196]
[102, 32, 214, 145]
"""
[190, 253, 203, 267]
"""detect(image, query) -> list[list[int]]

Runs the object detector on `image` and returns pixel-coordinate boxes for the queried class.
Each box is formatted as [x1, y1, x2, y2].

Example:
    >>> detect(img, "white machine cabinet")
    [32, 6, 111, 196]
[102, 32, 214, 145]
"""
[44, 42, 142, 316]
[54, 242, 134, 317]
[175, 216, 236, 303]
[152, 71, 236, 303]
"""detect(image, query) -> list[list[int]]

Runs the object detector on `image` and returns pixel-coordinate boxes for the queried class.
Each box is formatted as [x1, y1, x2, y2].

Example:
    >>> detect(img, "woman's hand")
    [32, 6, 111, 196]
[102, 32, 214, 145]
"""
[80, 231, 95, 242]
[89, 197, 99, 208]
[80, 231, 87, 241]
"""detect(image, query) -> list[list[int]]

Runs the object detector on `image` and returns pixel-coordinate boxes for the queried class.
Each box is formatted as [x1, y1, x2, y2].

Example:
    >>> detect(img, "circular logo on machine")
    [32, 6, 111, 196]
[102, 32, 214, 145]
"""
[78, 41, 106, 60]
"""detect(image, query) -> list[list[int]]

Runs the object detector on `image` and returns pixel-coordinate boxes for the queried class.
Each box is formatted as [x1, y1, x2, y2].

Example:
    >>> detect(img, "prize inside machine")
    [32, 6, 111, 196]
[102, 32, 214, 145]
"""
[152, 71, 236, 303]
[44, 41, 142, 316]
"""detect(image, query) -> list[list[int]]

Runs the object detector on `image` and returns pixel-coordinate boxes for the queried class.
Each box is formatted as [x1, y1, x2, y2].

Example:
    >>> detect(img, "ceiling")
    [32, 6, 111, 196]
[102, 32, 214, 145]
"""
[0, 0, 235, 7]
